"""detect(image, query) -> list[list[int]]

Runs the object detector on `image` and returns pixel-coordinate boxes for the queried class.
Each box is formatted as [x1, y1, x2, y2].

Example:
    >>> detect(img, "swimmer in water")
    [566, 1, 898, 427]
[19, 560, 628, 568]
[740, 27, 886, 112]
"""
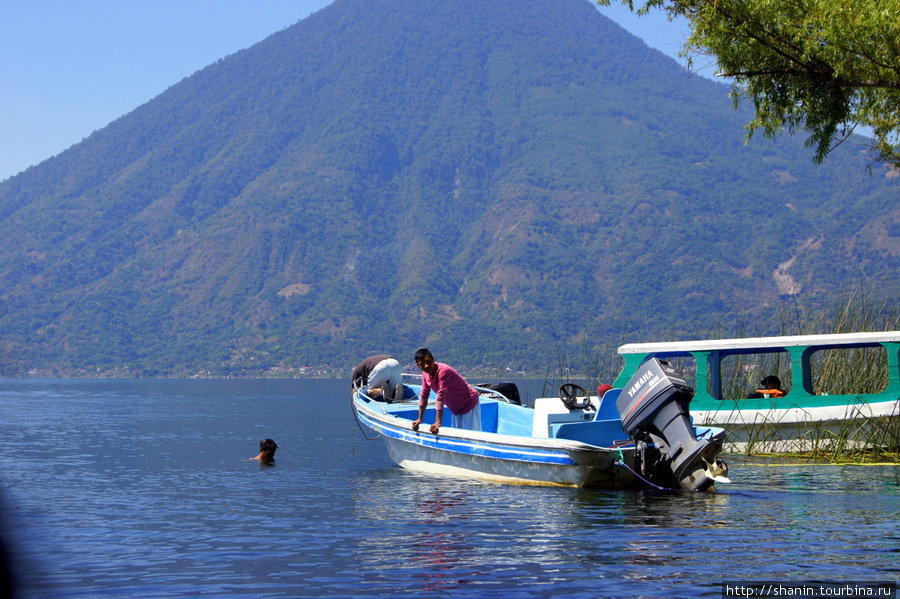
[251, 438, 278, 464]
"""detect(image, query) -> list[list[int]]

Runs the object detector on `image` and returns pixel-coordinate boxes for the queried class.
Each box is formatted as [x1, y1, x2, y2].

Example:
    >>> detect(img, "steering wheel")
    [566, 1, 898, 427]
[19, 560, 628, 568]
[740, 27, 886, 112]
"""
[558, 383, 591, 410]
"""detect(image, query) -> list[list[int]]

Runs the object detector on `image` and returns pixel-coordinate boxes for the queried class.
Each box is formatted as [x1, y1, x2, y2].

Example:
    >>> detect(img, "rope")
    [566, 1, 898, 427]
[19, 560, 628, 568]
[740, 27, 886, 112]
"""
[614, 447, 678, 491]
[350, 390, 382, 441]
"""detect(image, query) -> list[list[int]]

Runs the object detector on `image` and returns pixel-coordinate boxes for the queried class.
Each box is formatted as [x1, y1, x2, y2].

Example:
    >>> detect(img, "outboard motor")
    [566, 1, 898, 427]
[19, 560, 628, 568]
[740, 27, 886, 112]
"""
[616, 358, 722, 491]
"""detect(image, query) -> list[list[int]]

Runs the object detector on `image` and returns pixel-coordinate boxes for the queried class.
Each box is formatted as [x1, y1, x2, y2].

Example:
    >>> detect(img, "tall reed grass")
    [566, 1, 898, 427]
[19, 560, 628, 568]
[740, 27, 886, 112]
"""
[718, 286, 900, 462]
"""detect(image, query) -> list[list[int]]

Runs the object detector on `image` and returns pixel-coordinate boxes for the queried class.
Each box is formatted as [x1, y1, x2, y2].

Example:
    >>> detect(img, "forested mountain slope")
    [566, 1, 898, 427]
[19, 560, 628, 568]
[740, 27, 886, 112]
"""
[1, 0, 897, 376]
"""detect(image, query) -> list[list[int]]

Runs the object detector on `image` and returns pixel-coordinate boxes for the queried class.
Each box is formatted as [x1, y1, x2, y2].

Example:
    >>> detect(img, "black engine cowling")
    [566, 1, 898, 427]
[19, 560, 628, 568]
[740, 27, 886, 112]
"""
[616, 358, 721, 490]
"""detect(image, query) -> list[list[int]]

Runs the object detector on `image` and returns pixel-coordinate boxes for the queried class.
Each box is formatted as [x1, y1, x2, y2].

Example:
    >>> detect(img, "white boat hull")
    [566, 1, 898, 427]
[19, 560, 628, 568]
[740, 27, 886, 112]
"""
[694, 399, 900, 453]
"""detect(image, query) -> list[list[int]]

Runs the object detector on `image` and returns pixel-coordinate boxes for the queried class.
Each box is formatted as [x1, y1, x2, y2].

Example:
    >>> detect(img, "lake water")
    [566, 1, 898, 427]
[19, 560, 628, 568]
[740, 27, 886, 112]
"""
[1, 379, 898, 598]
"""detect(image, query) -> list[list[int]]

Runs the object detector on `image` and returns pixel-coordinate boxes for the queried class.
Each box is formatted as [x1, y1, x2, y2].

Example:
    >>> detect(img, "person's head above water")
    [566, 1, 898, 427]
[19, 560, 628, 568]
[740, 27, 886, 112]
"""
[253, 438, 278, 462]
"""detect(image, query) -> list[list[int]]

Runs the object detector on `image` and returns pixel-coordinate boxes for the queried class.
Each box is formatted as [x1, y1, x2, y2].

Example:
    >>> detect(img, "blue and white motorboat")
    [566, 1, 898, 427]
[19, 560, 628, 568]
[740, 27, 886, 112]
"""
[352, 358, 731, 491]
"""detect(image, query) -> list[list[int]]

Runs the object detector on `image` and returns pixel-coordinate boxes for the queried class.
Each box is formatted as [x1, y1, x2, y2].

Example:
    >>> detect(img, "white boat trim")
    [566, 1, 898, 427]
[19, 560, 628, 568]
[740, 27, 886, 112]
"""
[694, 398, 900, 426]
[619, 331, 900, 355]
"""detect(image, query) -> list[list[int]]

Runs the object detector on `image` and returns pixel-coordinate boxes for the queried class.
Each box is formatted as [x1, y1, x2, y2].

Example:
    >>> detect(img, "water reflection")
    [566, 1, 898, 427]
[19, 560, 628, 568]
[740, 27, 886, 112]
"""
[2, 380, 899, 598]
[353, 470, 738, 592]
[353, 460, 900, 596]
[409, 487, 476, 591]
[568, 487, 733, 529]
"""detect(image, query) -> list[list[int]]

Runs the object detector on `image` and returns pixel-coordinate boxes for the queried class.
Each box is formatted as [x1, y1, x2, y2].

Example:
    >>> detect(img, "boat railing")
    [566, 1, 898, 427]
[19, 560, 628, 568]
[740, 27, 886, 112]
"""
[354, 388, 389, 414]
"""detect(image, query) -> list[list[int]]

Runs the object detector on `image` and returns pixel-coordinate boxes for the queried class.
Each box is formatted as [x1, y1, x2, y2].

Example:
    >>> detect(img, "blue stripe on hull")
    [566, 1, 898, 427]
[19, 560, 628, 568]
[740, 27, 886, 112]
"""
[357, 409, 576, 464]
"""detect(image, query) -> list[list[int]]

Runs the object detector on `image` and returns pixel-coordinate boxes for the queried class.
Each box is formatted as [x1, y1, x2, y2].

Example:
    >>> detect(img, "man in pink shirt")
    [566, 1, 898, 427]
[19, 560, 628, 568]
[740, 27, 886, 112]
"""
[411, 348, 481, 434]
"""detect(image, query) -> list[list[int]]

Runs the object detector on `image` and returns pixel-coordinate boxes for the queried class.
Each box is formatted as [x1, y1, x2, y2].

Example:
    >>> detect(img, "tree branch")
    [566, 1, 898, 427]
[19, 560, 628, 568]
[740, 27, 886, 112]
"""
[717, 70, 900, 90]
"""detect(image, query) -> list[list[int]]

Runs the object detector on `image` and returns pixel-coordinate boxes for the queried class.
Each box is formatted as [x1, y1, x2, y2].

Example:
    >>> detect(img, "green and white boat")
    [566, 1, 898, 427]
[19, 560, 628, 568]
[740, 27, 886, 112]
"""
[613, 332, 900, 453]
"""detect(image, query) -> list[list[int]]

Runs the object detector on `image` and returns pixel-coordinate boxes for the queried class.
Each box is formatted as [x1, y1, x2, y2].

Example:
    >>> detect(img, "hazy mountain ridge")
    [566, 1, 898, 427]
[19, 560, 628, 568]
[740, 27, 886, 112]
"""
[1, 0, 898, 377]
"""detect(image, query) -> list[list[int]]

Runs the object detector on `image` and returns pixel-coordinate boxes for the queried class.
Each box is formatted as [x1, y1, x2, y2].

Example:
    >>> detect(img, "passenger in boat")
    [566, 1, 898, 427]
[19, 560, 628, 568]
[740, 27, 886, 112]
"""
[351, 354, 404, 401]
[412, 348, 481, 434]
[251, 438, 278, 464]
[749, 375, 787, 398]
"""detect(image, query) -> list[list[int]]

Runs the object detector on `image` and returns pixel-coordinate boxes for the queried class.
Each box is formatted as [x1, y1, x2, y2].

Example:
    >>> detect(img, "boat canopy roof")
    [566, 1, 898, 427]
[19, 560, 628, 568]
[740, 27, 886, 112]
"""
[618, 331, 900, 356]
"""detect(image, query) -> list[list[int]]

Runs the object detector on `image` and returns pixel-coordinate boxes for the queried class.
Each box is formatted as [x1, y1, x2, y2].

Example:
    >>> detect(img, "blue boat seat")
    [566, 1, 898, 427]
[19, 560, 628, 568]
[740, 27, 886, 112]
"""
[495, 402, 534, 436]
[480, 400, 499, 433]
[593, 388, 622, 421]
[546, 388, 630, 446]
[552, 419, 629, 446]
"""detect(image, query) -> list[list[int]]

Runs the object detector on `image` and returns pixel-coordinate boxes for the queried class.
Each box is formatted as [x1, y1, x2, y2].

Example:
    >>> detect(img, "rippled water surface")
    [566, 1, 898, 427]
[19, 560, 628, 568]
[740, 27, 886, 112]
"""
[1, 379, 898, 598]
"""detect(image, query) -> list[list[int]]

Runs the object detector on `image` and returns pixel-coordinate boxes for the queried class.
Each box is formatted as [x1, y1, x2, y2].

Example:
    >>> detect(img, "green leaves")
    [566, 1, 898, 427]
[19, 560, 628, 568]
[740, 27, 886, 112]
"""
[603, 0, 900, 166]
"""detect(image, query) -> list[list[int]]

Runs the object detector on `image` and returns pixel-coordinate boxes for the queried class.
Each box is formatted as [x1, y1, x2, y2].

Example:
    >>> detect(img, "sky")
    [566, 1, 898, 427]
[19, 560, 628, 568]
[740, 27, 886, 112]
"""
[0, 1, 696, 183]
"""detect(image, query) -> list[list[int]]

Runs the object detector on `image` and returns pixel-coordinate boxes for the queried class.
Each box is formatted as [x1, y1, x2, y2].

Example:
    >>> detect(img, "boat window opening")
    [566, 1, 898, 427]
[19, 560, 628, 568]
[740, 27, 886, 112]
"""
[715, 351, 791, 400]
[806, 345, 889, 396]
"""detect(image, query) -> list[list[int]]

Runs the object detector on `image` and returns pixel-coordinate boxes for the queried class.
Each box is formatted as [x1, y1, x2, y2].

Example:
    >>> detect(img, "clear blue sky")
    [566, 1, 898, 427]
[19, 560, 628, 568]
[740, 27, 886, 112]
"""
[1, 1, 695, 182]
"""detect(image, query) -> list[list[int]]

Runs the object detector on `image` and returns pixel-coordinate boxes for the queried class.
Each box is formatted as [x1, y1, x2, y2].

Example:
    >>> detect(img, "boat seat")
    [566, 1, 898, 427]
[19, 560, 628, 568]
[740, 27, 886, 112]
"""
[532, 397, 595, 438]
[552, 419, 628, 446]
[593, 388, 622, 421]
[480, 400, 499, 433]
[495, 402, 533, 436]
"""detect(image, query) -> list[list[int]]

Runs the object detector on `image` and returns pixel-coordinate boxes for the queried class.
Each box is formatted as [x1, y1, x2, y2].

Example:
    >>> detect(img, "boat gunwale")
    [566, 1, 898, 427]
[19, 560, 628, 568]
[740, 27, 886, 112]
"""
[352, 394, 632, 457]
[693, 398, 900, 423]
